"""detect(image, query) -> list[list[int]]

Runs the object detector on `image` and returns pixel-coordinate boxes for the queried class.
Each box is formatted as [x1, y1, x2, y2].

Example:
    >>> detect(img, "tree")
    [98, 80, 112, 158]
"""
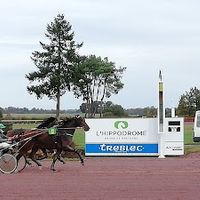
[103, 102, 127, 117]
[143, 106, 157, 117]
[73, 55, 126, 117]
[177, 87, 200, 116]
[26, 14, 82, 119]
[80, 101, 105, 117]
[0, 107, 3, 119]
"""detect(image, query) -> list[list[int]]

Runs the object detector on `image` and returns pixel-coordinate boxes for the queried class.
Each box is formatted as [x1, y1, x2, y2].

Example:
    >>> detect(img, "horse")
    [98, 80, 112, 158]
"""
[18, 115, 90, 171]
[34, 117, 58, 159]
[6, 117, 58, 165]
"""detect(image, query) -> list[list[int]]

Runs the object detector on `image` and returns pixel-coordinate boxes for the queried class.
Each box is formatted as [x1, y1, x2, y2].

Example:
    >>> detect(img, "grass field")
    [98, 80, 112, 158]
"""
[184, 124, 194, 145]
[184, 123, 200, 154]
[3, 113, 82, 120]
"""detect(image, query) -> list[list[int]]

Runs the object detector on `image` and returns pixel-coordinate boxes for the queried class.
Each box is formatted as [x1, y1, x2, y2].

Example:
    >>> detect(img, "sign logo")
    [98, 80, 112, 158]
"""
[85, 143, 158, 154]
[114, 121, 128, 129]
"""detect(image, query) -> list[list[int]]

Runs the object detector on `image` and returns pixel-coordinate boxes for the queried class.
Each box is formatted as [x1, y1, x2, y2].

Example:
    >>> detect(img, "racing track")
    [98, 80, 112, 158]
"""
[1, 154, 200, 200]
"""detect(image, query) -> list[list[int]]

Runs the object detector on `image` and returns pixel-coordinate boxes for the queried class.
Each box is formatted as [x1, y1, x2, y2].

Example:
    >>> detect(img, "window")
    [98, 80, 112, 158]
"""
[196, 115, 200, 127]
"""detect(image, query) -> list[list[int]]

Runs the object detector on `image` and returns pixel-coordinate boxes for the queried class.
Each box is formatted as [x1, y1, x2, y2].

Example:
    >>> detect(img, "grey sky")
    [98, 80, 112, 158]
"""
[1, 0, 200, 109]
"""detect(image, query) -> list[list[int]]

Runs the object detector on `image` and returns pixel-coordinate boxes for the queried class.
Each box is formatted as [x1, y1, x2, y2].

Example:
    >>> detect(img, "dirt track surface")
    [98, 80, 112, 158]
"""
[1, 154, 200, 200]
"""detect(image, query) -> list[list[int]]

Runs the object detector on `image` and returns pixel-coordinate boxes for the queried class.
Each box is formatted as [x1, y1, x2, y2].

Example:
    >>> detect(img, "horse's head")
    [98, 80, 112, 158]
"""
[74, 115, 90, 131]
[37, 117, 58, 129]
[60, 115, 90, 132]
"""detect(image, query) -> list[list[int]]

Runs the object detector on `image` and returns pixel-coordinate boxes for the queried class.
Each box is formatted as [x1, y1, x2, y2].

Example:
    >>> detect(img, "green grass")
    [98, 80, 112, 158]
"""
[184, 123, 200, 145]
[183, 123, 200, 154]
[184, 124, 194, 145]
[73, 130, 85, 149]
[4, 114, 58, 120]
[13, 123, 39, 130]
[3, 113, 82, 120]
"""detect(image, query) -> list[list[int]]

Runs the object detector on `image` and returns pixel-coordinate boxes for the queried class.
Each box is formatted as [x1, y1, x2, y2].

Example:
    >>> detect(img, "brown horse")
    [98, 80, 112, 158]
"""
[7, 117, 58, 165]
[18, 116, 90, 171]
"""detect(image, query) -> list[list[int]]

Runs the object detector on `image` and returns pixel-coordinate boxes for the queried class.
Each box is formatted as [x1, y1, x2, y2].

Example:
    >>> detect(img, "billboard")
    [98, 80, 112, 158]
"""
[85, 118, 159, 156]
[85, 118, 184, 156]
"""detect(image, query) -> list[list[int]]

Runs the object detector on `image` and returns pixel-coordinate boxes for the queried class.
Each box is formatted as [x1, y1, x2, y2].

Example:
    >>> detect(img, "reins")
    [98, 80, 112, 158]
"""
[36, 127, 84, 131]
[64, 133, 73, 137]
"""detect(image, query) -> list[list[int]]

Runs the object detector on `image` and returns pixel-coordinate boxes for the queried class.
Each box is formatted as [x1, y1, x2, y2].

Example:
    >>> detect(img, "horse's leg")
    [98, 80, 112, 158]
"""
[16, 153, 30, 166]
[36, 148, 48, 160]
[16, 153, 31, 166]
[18, 140, 35, 167]
[42, 148, 48, 159]
[64, 145, 84, 166]
[16, 153, 32, 166]
[74, 149, 84, 166]
[29, 145, 42, 167]
[57, 154, 65, 164]
[26, 159, 32, 166]
[50, 149, 62, 171]
[51, 150, 65, 164]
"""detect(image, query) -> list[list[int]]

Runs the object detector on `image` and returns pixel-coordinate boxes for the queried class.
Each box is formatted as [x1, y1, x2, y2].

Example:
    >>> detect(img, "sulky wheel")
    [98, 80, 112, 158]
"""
[0, 153, 17, 174]
[15, 154, 27, 173]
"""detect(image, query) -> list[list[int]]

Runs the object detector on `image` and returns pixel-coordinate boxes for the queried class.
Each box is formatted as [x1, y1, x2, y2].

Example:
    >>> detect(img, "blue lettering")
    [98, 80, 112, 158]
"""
[86, 144, 158, 154]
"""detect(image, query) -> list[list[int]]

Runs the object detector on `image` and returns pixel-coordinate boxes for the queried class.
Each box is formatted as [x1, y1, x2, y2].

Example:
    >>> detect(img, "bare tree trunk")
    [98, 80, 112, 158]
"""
[56, 91, 60, 120]
[85, 99, 89, 118]
[100, 100, 103, 118]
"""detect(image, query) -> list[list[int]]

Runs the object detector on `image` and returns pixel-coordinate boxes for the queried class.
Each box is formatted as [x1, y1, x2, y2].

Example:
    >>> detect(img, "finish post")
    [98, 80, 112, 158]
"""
[158, 70, 165, 158]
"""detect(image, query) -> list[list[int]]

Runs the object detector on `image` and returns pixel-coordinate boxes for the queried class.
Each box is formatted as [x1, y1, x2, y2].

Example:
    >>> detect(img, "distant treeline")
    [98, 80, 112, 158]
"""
[0, 107, 80, 114]
[125, 107, 172, 117]
[0, 106, 172, 117]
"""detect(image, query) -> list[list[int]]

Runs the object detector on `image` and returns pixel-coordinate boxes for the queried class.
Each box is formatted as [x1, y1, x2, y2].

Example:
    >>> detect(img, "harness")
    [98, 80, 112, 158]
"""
[47, 127, 83, 137]
[46, 127, 81, 149]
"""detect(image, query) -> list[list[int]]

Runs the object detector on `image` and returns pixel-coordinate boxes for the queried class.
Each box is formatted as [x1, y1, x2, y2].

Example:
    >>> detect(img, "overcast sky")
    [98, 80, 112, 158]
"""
[0, 0, 200, 110]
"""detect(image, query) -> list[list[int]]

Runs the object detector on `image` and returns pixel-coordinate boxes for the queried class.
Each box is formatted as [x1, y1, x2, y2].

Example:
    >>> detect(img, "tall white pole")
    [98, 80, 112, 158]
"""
[171, 107, 176, 118]
[158, 70, 165, 158]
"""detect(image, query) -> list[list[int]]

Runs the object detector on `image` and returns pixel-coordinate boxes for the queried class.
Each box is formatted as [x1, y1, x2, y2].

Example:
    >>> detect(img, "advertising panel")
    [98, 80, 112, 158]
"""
[85, 118, 184, 156]
[85, 118, 159, 156]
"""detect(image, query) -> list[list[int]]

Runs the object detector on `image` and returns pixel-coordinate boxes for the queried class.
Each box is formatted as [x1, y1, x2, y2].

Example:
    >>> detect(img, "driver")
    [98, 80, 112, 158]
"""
[0, 129, 11, 149]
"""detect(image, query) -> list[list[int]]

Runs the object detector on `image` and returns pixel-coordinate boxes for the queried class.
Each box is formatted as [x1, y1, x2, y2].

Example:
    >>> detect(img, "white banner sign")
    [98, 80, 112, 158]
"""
[85, 118, 184, 156]
[85, 118, 158, 156]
